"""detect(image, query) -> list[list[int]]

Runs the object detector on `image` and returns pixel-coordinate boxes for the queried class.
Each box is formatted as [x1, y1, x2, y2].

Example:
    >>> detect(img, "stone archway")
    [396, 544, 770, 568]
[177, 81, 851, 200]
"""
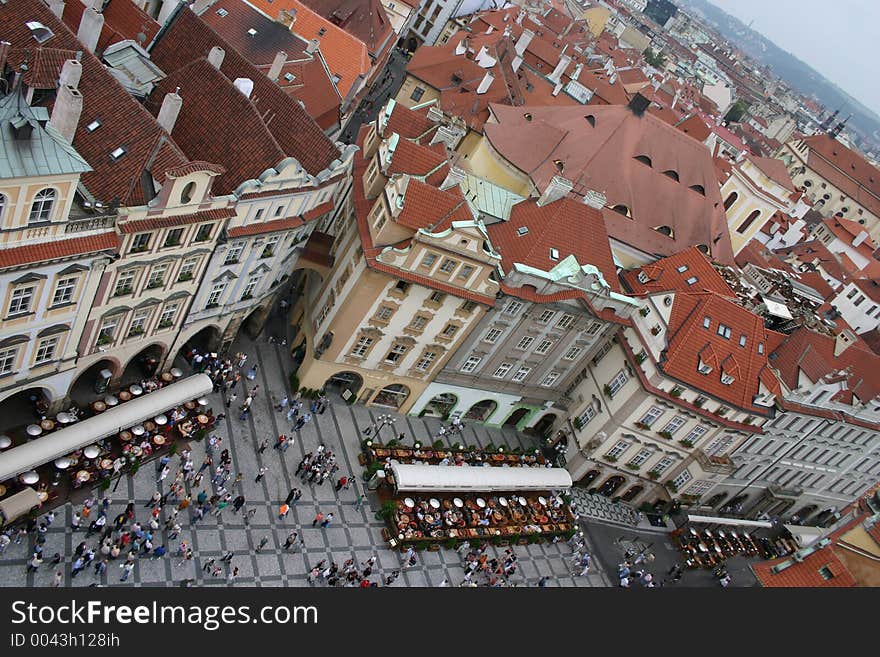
[579, 470, 600, 487]
[621, 485, 644, 503]
[422, 392, 458, 418]
[69, 358, 119, 407]
[598, 475, 626, 497]
[371, 383, 410, 409]
[0, 387, 52, 435]
[120, 343, 166, 385]
[175, 325, 222, 368]
[503, 407, 530, 428]
[530, 413, 558, 438]
[323, 371, 364, 400]
[464, 399, 498, 422]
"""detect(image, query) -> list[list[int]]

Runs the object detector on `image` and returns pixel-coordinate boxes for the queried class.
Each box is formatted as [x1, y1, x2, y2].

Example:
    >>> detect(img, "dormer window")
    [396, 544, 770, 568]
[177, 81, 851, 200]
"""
[86, 120, 101, 132]
[26, 21, 53, 43]
[698, 358, 712, 375]
[637, 271, 649, 284]
[721, 372, 735, 385]
[702, 316, 711, 329]
[549, 248, 560, 261]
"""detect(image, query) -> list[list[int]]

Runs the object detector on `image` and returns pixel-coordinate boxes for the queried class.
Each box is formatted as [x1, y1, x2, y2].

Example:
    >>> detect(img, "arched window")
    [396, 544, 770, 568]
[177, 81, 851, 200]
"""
[180, 181, 197, 205]
[29, 188, 55, 223]
[662, 170, 679, 181]
[612, 204, 630, 217]
[723, 191, 738, 211]
[634, 155, 652, 167]
[737, 209, 762, 234]
[689, 184, 706, 196]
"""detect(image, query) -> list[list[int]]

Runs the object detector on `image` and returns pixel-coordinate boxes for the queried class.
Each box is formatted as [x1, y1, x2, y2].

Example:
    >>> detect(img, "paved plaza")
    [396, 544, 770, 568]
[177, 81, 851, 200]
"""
[0, 336, 608, 588]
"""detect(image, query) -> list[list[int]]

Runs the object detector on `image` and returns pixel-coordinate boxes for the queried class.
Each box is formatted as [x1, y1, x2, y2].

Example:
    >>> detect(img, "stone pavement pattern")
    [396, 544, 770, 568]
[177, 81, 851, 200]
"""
[0, 337, 606, 588]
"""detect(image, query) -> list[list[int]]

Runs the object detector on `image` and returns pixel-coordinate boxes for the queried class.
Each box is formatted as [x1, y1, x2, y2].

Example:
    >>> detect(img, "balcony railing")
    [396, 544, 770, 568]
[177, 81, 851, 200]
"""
[692, 448, 736, 475]
[65, 215, 115, 234]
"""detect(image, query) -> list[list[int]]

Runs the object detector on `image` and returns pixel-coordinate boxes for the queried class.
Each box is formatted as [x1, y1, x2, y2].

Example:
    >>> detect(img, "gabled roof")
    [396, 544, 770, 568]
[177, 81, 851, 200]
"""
[744, 154, 795, 192]
[776, 240, 848, 284]
[483, 103, 734, 263]
[821, 217, 877, 257]
[61, 0, 160, 53]
[674, 114, 711, 142]
[395, 178, 472, 231]
[148, 5, 340, 182]
[296, 0, 392, 58]
[621, 247, 735, 297]
[801, 133, 880, 218]
[381, 100, 437, 142]
[662, 292, 779, 414]
[6, 47, 78, 89]
[486, 196, 619, 292]
[385, 138, 449, 187]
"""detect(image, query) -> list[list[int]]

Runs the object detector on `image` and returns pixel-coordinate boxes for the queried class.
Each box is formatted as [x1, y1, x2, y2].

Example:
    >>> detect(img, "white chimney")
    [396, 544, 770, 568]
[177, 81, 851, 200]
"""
[157, 89, 183, 133]
[77, 7, 104, 54]
[191, 0, 218, 14]
[514, 29, 534, 57]
[59, 59, 82, 90]
[268, 51, 287, 82]
[208, 46, 225, 70]
[548, 54, 572, 84]
[49, 85, 83, 143]
[511, 55, 523, 73]
[158, 0, 180, 24]
[582, 189, 607, 210]
[852, 231, 869, 248]
[46, 0, 65, 19]
[233, 78, 254, 99]
[277, 9, 297, 29]
[537, 176, 573, 207]
[455, 39, 467, 56]
[306, 39, 319, 55]
[476, 71, 494, 95]
[440, 166, 467, 191]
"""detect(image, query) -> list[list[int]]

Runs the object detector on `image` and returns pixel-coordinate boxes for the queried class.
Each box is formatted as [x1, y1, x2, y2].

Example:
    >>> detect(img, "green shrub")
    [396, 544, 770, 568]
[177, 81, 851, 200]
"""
[289, 373, 299, 393]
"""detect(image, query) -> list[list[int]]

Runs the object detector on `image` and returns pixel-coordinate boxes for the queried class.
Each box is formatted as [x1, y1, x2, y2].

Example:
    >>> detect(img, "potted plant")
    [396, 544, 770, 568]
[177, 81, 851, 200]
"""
[177, 272, 193, 282]
[288, 373, 299, 393]
[129, 457, 141, 477]
[634, 421, 651, 430]
[444, 538, 459, 550]
[194, 428, 207, 442]
[665, 480, 678, 493]
[157, 320, 173, 329]
[97, 334, 113, 346]
[670, 387, 683, 398]
[603, 384, 613, 398]
[603, 455, 618, 463]
[647, 471, 660, 480]
[99, 477, 111, 491]
[625, 463, 640, 470]
[433, 440, 445, 449]
[635, 351, 647, 364]
[657, 430, 673, 439]
[377, 500, 397, 521]
[639, 307, 650, 317]
[387, 438, 400, 447]
[678, 439, 694, 448]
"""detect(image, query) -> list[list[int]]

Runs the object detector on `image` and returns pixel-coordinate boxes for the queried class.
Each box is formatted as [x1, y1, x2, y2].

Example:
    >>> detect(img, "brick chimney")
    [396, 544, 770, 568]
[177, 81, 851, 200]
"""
[476, 71, 494, 95]
[537, 176, 573, 207]
[77, 7, 104, 54]
[582, 189, 607, 210]
[157, 88, 183, 134]
[514, 29, 533, 57]
[268, 51, 287, 82]
[59, 57, 82, 89]
[548, 54, 572, 85]
[49, 84, 83, 143]
[46, 0, 65, 19]
[305, 39, 319, 56]
[277, 9, 297, 29]
[207, 46, 225, 70]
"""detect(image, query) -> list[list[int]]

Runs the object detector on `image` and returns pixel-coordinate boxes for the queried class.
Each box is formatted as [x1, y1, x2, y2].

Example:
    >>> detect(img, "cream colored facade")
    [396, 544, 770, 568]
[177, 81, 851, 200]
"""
[396, 74, 443, 111]
[380, 0, 418, 35]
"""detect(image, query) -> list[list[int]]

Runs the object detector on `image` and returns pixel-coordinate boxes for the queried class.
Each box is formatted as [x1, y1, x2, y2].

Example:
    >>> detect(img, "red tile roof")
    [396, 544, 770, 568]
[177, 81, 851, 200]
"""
[621, 247, 735, 297]
[148, 6, 340, 181]
[6, 47, 78, 88]
[822, 217, 877, 257]
[118, 207, 236, 233]
[663, 292, 778, 414]
[776, 240, 849, 284]
[0, 232, 119, 268]
[802, 133, 880, 218]
[487, 197, 620, 292]
[386, 139, 449, 187]
[61, 0, 160, 53]
[484, 103, 734, 264]
[296, 0, 393, 58]
[382, 101, 438, 142]
[752, 542, 857, 587]
[745, 154, 795, 192]
[674, 114, 711, 143]
[395, 179, 472, 231]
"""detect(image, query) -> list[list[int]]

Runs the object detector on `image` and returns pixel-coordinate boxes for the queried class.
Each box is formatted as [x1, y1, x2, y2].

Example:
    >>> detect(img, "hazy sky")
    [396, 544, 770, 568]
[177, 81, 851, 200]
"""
[707, 0, 880, 116]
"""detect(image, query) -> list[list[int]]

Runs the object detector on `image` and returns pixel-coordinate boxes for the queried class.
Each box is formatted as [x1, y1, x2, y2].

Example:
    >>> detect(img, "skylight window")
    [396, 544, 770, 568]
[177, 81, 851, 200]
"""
[550, 248, 560, 261]
[717, 323, 731, 339]
[26, 21, 54, 44]
[284, 73, 296, 82]
[247, 28, 257, 36]
[685, 276, 698, 285]
[217, 8, 228, 16]
[86, 119, 101, 132]
[516, 226, 529, 236]
[739, 335, 747, 347]
[676, 265, 689, 273]
[703, 316, 711, 329]
[110, 147, 126, 160]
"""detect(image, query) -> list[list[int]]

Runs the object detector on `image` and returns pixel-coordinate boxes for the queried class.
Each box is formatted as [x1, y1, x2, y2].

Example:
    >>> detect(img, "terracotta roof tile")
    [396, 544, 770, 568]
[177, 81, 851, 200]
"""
[386, 140, 449, 187]
[61, 0, 160, 53]
[6, 47, 77, 88]
[802, 133, 880, 218]
[0, 232, 119, 268]
[396, 179, 472, 231]
[382, 101, 437, 142]
[621, 247, 735, 297]
[745, 154, 795, 191]
[119, 208, 235, 233]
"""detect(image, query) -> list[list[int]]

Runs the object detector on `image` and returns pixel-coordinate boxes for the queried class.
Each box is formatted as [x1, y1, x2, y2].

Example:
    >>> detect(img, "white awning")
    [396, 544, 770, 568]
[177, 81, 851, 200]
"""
[0, 487, 41, 525]
[783, 524, 824, 547]
[389, 461, 572, 493]
[0, 374, 213, 481]
[687, 514, 773, 529]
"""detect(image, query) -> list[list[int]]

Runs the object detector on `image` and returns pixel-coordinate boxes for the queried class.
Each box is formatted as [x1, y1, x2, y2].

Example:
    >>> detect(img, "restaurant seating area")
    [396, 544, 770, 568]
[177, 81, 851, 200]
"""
[362, 438, 548, 469]
[673, 526, 780, 568]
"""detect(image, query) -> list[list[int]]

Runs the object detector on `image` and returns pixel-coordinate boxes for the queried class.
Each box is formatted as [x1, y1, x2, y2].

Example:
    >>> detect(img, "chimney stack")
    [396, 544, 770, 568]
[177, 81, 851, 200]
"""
[476, 71, 494, 95]
[46, 0, 65, 19]
[190, 0, 217, 14]
[852, 230, 869, 248]
[537, 176, 573, 207]
[207, 46, 225, 70]
[582, 190, 607, 210]
[440, 166, 467, 191]
[49, 84, 83, 143]
[157, 89, 183, 134]
[548, 54, 572, 85]
[59, 58, 82, 90]
[628, 92, 651, 116]
[77, 7, 104, 54]
[268, 51, 287, 82]
[233, 78, 254, 99]
[278, 9, 297, 29]
[306, 39, 319, 55]
[514, 29, 533, 57]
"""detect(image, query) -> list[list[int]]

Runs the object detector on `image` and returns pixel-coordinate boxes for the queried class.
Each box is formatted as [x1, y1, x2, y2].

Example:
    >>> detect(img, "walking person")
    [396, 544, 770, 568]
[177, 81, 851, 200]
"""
[256, 535, 269, 553]
[119, 562, 134, 582]
[320, 513, 334, 528]
[283, 532, 298, 550]
[312, 511, 323, 527]
[254, 466, 268, 483]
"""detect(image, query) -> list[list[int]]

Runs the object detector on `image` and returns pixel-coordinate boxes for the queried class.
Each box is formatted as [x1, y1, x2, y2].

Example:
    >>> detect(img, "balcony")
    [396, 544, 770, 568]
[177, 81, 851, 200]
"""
[65, 215, 115, 234]
[767, 484, 804, 500]
[692, 448, 736, 475]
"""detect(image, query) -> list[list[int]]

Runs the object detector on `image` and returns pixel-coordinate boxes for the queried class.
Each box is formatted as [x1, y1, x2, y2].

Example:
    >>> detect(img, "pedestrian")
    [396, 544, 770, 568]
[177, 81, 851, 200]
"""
[157, 464, 170, 482]
[94, 559, 108, 577]
[283, 532, 298, 550]
[384, 570, 400, 586]
[258, 438, 269, 454]
[227, 391, 237, 408]
[221, 550, 234, 563]
[320, 513, 334, 528]
[71, 512, 81, 530]
[335, 476, 348, 492]
[146, 491, 161, 508]
[153, 545, 167, 559]
[285, 488, 298, 505]
[256, 536, 269, 553]
[246, 365, 257, 381]
[312, 511, 323, 527]
[51, 570, 63, 587]
[26, 554, 43, 573]
[355, 493, 366, 510]
[119, 562, 134, 582]
[233, 495, 245, 513]
[279, 503, 290, 519]
[255, 466, 268, 483]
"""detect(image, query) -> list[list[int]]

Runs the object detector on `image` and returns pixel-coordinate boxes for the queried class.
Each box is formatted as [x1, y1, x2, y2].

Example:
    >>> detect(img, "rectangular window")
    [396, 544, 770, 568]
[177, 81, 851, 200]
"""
[158, 303, 179, 328]
[375, 305, 396, 321]
[128, 309, 150, 336]
[114, 273, 135, 297]
[564, 346, 582, 361]
[178, 258, 198, 282]
[538, 310, 557, 324]
[242, 275, 261, 299]
[504, 300, 523, 315]
[702, 316, 711, 329]
[427, 290, 444, 302]
[608, 369, 628, 395]
[410, 86, 425, 102]
[350, 336, 374, 358]
[460, 300, 477, 313]
[651, 456, 674, 475]
[409, 315, 429, 330]
[606, 441, 630, 459]
[439, 259, 457, 274]
[33, 336, 59, 364]
[458, 265, 475, 280]
[206, 282, 226, 307]
[672, 469, 693, 489]
[586, 321, 602, 335]
[147, 264, 168, 289]
[484, 328, 503, 343]
[261, 236, 280, 258]
[516, 336, 534, 350]
[97, 318, 117, 343]
[661, 415, 687, 435]
[512, 366, 531, 382]
[420, 253, 438, 268]
[415, 351, 437, 371]
[578, 405, 596, 427]
[0, 346, 17, 374]
[441, 324, 458, 338]
[493, 362, 513, 378]
[163, 228, 184, 248]
[461, 355, 482, 373]
[385, 344, 408, 364]
[683, 425, 708, 445]
[704, 434, 735, 456]
[592, 341, 612, 365]
[51, 277, 78, 306]
[194, 224, 213, 242]
[131, 233, 151, 252]
[541, 371, 561, 387]
[556, 313, 575, 329]
[639, 406, 664, 427]
[396, 281, 412, 294]
[628, 448, 653, 467]
[224, 243, 244, 265]
[535, 339, 554, 355]
[717, 323, 732, 339]
[8, 286, 35, 315]
[846, 287, 859, 300]
[854, 295, 865, 307]
[684, 479, 714, 497]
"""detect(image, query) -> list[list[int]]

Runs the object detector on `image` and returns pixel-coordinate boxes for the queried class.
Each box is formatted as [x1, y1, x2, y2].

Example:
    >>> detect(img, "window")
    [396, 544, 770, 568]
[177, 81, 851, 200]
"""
[242, 275, 261, 299]
[493, 362, 513, 378]
[395, 280, 412, 294]
[181, 182, 197, 204]
[385, 344, 408, 364]
[128, 309, 150, 336]
[410, 86, 425, 102]
[33, 336, 59, 364]
[685, 276, 698, 285]
[641, 306, 651, 316]
[818, 566, 835, 581]
[683, 425, 708, 445]
[606, 441, 630, 459]
[415, 351, 437, 371]
[439, 259, 457, 274]
[428, 290, 444, 302]
[375, 305, 396, 321]
[460, 300, 477, 313]
[131, 233, 151, 252]
[564, 346, 582, 361]
[8, 286, 35, 315]
[662, 416, 687, 435]
[676, 265, 689, 273]
[578, 405, 596, 427]
[716, 323, 732, 339]
[549, 248, 560, 261]
[608, 369, 628, 395]
[684, 479, 714, 497]
[846, 288, 858, 300]
[516, 336, 534, 350]
[586, 321, 602, 336]
[441, 323, 459, 338]
[556, 313, 575, 329]
[158, 303, 179, 328]
[97, 318, 117, 344]
[420, 253, 438, 268]
[147, 264, 167, 289]
[541, 371, 561, 387]
[0, 346, 17, 375]
[853, 295, 865, 307]
[178, 258, 198, 282]
[457, 265, 475, 280]
[538, 310, 556, 324]
[738, 335, 747, 347]
[254, 209, 264, 222]
[163, 228, 183, 248]
[512, 366, 531, 382]
[672, 469, 693, 489]
[261, 236, 280, 258]
[206, 282, 226, 307]
[484, 328, 503, 343]
[535, 339, 554, 355]
[504, 300, 523, 315]
[702, 316, 711, 329]
[350, 336, 374, 358]
[224, 243, 244, 265]
[461, 355, 482, 372]
[639, 406, 664, 427]
[628, 448, 653, 467]
[704, 434, 735, 456]
[51, 277, 78, 306]
[651, 456, 674, 475]
[28, 188, 55, 223]
[409, 315, 429, 330]
[591, 341, 612, 365]
[190, 224, 211, 243]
